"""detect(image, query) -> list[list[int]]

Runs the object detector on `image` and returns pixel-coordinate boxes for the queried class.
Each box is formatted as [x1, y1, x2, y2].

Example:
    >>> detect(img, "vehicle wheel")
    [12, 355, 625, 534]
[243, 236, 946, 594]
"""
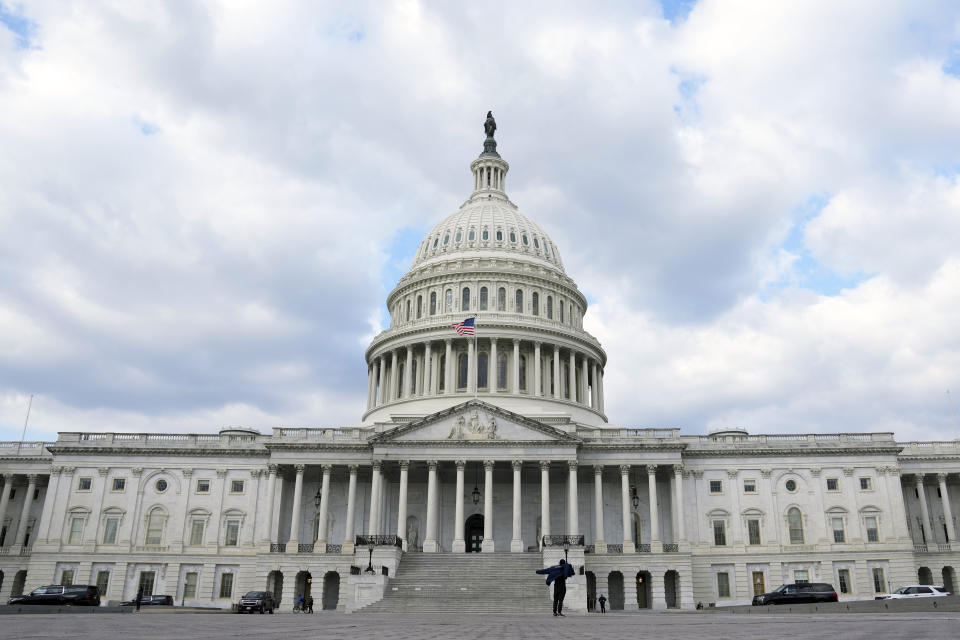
[259, 606, 264, 614]
[269, 608, 274, 614]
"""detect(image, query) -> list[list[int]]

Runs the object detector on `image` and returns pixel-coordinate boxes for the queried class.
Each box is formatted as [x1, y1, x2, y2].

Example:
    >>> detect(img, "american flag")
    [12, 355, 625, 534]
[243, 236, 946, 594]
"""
[452, 317, 475, 336]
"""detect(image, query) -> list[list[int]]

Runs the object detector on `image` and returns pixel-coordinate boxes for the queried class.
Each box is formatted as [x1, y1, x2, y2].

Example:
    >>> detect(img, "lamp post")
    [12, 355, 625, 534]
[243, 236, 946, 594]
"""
[313, 487, 322, 510]
[365, 542, 375, 574]
[630, 485, 639, 510]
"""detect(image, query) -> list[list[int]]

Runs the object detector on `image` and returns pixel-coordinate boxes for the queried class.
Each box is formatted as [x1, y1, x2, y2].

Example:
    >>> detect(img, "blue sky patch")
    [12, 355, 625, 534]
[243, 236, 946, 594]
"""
[659, 0, 697, 24]
[943, 44, 960, 77]
[382, 224, 429, 294]
[671, 68, 707, 123]
[0, 2, 37, 49]
[133, 118, 160, 136]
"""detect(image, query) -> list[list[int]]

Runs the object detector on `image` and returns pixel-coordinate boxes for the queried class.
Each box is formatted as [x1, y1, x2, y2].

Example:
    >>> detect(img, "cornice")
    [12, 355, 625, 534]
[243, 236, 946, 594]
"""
[682, 446, 904, 458]
[0, 456, 52, 463]
[45, 445, 269, 458]
[373, 439, 578, 449]
[264, 443, 371, 453]
[580, 443, 687, 453]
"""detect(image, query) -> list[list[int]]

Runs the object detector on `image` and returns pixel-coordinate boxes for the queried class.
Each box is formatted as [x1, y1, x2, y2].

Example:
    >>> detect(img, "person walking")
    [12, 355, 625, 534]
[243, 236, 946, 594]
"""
[305, 594, 314, 613]
[296, 594, 304, 612]
[135, 586, 143, 612]
[598, 593, 607, 613]
[536, 557, 575, 616]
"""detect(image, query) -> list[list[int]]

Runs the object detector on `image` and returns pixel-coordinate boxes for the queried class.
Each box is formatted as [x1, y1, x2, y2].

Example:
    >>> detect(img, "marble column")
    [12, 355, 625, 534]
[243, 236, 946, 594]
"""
[674, 466, 686, 544]
[315, 465, 331, 552]
[594, 465, 606, 552]
[342, 465, 358, 554]
[511, 460, 523, 552]
[621, 465, 635, 553]
[581, 355, 589, 405]
[390, 350, 399, 401]
[262, 465, 277, 543]
[453, 460, 466, 552]
[540, 461, 551, 548]
[647, 465, 660, 548]
[367, 364, 375, 410]
[424, 461, 439, 552]
[591, 362, 599, 409]
[482, 460, 495, 552]
[939, 473, 956, 543]
[490, 338, 498, 393]
[13, 474, 37, 547]
[444, 339, 453, 394]
[552, 346, 561, 399]
[425, 342, 434, 396]
[534, 342, 542, 396]
[468, 338, 476, 394]
[377, 356, 386, 406]
[396, 461, 409, 550]
[0, 475, 14, 544]
[916, 475, 934, 543]
[568, 350, 576, 401]
[568, 461, 579, 536]
[512, 339, 521, 393]
[368, 461, 382, 536]
[598, 369, 605, 413]
[404, 345, 413, 399]
[287, 465, 305, 548]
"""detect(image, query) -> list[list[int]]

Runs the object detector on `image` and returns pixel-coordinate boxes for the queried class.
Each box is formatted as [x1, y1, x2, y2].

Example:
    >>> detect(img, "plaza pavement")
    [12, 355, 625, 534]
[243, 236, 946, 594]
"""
[3, 611, 960, 640]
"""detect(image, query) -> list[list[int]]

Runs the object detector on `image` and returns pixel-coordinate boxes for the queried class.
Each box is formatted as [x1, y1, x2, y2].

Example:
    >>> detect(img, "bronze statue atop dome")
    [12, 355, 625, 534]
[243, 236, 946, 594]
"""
[484, 111, 497, 138]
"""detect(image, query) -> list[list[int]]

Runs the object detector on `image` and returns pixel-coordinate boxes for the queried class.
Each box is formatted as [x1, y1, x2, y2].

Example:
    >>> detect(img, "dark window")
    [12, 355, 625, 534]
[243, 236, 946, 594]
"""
[417, 296, 422, 319]
[479, 287, 488, 311]
[497, 352, 507, 390]
[462, 287, 470, 311]
[519, 355, 527, 391]
[497, 287, 506, 311]
[457, 354, 468, 389]
[515, 290, 523, 314]
[478, 353, 488, 389]
[532, 292, 539, 316]
[547, 296, 553, 319]
[430, 292, 437, 315]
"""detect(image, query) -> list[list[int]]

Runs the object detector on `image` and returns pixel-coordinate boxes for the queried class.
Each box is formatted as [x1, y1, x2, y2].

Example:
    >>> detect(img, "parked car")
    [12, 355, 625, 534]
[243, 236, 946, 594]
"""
[876, 585, 952, 600]
[120, 594, 174, 606]
[8, 585, 101, 606]
[236, 591, 276, 613]
[752, 583, 839, 605]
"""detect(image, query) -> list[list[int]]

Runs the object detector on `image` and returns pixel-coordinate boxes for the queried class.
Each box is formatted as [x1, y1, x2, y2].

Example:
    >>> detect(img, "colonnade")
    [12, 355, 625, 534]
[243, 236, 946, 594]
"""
[907, 473, 957, 545]
[277, 462, 685, 554]
[0, 473, 40, 548]
[365, 338, 605, 413]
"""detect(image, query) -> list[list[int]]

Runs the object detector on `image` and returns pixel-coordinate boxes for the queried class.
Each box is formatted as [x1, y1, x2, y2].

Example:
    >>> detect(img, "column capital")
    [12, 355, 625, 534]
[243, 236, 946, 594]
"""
[2, 472, 15, 481]
[427, 460, 438, 470]
[619, 464, 630, 475]
[692, 469, 704, 479]
[26, 474, 38, 484]
[399, 460, 411, 470]
[760, 468, 772, 478]
[567, 460, 578, 470]
[914, 473, 926, 484]
[129, 467, 140, 477]
[646, 464, 658, 475]
[267, 464, 279, 476]
[483, 460, 495, 470]
[98, 467, 109, 477]
[454, 459, 466, 470]
[512, 460, 523, 471]
[216, 468, 228, 478]
[250, 469, 263, 478]
[320, 464, 333, 473]
[594, 465, 603, 476]
[371, 460, 382, 471]
[490, 337, 498, 345]
[534, 340, 542, 347]
[181, 468, 194, 477]
[809, 467, 821, 477]
[673, 464, 684, 476]
[843, 467, 855, 477]
[49, 467, 62, 477]
[726, 469, 738, 479]
[539, 460, 551, 471]
[294, 464, 306, 474]
[348, 464, 359, 473]
[445, 337, 453, 345]
[938, 472, 950, 482]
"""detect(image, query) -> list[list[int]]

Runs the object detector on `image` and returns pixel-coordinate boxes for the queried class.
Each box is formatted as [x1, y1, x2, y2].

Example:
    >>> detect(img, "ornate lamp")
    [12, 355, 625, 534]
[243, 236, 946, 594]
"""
[630, 485, 639, 509]
[472, 464, 481, 505]
[313, 487, 322, 510]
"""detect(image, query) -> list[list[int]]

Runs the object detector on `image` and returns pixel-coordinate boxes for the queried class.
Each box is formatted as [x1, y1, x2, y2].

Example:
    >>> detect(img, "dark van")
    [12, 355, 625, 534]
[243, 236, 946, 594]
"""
[8, 584, 101, 606]
[752, 583, 838, 605]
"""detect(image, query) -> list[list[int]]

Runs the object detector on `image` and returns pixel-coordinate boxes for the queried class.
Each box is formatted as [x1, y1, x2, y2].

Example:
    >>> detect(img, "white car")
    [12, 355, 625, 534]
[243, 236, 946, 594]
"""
[875, 585, 952, 600]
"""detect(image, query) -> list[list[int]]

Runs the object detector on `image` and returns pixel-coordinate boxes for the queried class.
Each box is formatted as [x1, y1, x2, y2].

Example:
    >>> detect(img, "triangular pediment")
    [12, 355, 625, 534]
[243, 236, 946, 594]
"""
[368, 400, 580, 444]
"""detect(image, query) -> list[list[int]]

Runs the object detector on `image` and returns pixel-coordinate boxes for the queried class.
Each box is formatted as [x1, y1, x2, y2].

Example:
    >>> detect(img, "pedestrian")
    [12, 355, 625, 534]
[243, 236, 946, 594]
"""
[297, 594, 304, 612]
[535, 557, 575, 617]
[305, 595, 314, 613]
[135, 586, 143, 612]
[598, 593, 607, 613]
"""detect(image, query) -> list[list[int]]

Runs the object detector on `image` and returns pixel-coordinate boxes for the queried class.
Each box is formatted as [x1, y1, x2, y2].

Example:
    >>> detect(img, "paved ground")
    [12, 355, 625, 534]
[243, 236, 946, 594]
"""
[4, 610, 960, 639]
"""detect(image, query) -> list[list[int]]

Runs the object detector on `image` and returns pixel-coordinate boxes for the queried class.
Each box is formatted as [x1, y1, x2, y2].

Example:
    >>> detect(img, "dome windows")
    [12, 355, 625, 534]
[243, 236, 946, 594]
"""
[444, 289, 453, 313]
[531, 292, 539, 316]
[522, 234, 529, 246]
[433, 237, 439, 248]
[546, 296, 553, 319]
[496, 230, 503, 242]
[497, 287, 506, 311]
[515, 289, 524, 314]
[462, 287, 470, 311]
[430, 292, 437, 316]
[533, 237, 540, 249]
[482, 229, 489, 241]
[443, 234, 450, 245]
[479, 287, 488, 311]
[468, 229, 475, 241]
[455, 230, 462, 242]
[509, 230, 517, 243]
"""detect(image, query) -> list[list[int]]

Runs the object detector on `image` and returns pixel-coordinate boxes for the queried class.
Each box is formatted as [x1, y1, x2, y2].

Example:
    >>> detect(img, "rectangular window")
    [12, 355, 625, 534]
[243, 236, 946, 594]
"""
[838, 569, 851, 594]
[827, 478, 839, 491]
[68, 517, 84, 544]
[61, 569, 74, 585]
[196, 479, 210, 494]
[747, 519, 762, 545]
[189, 520, 205, 546]
[103, 517, 119, 544]
[859, 477, 873, 491]
[138, 571, 156, 597]
[872, 567, 886, 593]
[717, 572, 730, 598]
[794, 570, 809, 584]
[743, 479, 757, 493]
[219, 573, 234, 599]
[713, 520, 727, 546]
[96, 570, 110, 596]
[224, 520, 240, 546]
[230, 480, 244, 494]
[77, 477, 92, 491]
[183, 572, 198, 599]
[865, 516, 879, 543]
[832, 517, 846, 543]
[112, 478, 126, 492]
[709, 480, 723, 494]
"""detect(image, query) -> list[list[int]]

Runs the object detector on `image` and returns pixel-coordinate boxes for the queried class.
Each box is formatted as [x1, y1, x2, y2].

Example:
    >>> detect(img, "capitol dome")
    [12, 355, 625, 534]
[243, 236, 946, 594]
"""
[362, 114, 607, 426]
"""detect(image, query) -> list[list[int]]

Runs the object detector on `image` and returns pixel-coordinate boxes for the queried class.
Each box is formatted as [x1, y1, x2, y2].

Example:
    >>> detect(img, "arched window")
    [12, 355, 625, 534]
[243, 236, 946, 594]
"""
[482, 229, 489, 240]
[497, 287, 506, 311]
[439, 355, 446, 392]
[519, 355, 527, 391]
[497, 352, 507, 390]
[462, 287, 470, 311]
[443, 234, 449, 245]
[532, 292, 539, 316]
[559, 301, 564, 323]
[416, 296, 422, 319]
[468, 229, 475, 241]
[145, 507, 166, 545]
[478, 352, 488, 389]
[430, 292, 437, 316]
[547, 296, 553, 319]
[445, 289, 453, 313]
[479, 287, 488, 311]
[457, 354, 468, 389]
[410, 358, 418, 395]
[509, 230, 516, 243]
[455, 230, 462, 242]
[496, 230, 503, 241]
[515, 290, 523, 314]
[405, 300, 411, 322]
[787, 507, 804, 544]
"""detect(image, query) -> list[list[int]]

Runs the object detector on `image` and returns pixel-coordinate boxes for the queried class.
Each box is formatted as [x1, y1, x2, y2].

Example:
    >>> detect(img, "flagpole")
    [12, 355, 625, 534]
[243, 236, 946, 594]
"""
[473, 316, 478, 400]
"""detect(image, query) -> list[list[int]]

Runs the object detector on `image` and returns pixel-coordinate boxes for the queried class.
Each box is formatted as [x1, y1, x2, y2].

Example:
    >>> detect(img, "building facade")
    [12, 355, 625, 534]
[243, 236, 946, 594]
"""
[1, 119, 957, 611]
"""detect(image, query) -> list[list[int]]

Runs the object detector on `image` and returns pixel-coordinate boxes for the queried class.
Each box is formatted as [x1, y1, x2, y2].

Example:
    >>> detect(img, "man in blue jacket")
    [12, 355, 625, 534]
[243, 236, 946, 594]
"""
[536, 558, 575, 616]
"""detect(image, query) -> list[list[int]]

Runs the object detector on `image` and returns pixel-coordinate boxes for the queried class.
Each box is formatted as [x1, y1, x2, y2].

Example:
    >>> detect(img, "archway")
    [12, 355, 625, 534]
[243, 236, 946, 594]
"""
[918, 566, 933, 585]
[608, 571, 624, 610]
[636, 571, 652, 609]
[266, 570, 283, 606]
[943, 567, 956, 593]
[585, 571, 596, 611]
[0, 570, 4, 593]
[294, 571, 312, 608]
[664, 570, 680, 609]
[11, 570, 27, 597]
[465, 514, 484, 553]
[322, 571, 340, 610]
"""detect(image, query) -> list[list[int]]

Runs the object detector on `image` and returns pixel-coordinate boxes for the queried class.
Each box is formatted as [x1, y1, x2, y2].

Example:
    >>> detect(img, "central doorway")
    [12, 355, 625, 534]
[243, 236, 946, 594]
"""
[465, 514, 484, 552]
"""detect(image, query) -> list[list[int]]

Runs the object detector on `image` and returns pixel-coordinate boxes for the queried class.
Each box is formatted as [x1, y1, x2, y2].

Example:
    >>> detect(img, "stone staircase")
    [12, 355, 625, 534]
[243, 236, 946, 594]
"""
[359, 552, 550, 613]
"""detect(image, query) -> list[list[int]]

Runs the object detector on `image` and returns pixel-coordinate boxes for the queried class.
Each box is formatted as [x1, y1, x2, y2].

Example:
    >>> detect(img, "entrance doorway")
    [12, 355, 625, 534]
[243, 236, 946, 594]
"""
[295, 571, 312, 608]
[664, 570, 679, 609]
[608, 571, 624, 610]
[465, 514, 484, 552]
[636, 570, 651, 609]
[267, 570, 283, 606]
[322, 571, 340, 610]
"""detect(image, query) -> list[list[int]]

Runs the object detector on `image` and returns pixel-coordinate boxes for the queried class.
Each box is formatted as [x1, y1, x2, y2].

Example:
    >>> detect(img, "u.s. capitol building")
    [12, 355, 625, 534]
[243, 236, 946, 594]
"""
[1, 116, 957, 612]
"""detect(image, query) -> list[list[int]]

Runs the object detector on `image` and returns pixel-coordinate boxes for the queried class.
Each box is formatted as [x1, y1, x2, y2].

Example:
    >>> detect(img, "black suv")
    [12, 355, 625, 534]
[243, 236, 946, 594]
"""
[8, 585, 101, 606]
[752, 583, 838, 605]
[237, 591, 276, 613]
[120, 594, 174, 606]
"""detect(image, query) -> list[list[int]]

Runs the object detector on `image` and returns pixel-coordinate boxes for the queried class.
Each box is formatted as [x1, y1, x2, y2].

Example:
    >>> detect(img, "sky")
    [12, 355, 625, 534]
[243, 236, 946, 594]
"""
[1, 0, 959, 442]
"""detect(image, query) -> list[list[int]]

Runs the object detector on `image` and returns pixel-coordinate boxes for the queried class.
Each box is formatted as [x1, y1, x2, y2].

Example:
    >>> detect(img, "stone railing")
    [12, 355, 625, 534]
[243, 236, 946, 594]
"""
[0, 442, 50, 456]
[326, 544, 342, 554]
[298, 543, 314, 553]
[135, 545, 169, 553]
[58, 432, 265, 447]
[0, 547, 31, 556]
[270, 543, 287, 553]
[355, 535, 403, 548]
[541, 535, 585, 547]
[693, 433, 895, 444]
[637, 543, 651, 553]
[662, 543, 679, 553]
[606, 544, 623, 554]
[272, 427, 365, 441]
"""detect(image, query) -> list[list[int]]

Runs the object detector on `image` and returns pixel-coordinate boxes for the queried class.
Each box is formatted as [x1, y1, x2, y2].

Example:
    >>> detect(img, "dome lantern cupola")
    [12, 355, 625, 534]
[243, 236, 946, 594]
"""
[470, 111, 509, 200]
